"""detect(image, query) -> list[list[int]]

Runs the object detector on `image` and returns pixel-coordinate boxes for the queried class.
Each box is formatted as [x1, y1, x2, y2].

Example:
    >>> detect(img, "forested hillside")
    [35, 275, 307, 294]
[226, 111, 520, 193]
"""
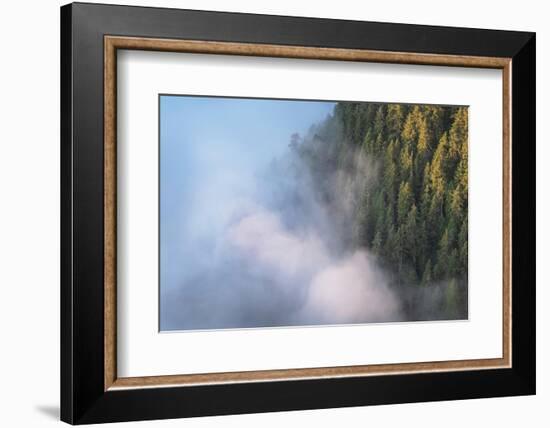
[293, 102, 468, 319]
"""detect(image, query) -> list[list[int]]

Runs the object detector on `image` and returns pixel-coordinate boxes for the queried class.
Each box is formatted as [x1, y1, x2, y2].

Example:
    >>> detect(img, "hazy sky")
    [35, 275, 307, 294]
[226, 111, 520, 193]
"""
[160, 95, 335, 310]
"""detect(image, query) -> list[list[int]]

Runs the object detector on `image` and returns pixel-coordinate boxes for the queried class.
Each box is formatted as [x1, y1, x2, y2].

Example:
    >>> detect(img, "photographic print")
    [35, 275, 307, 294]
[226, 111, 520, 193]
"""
[160, 95, 468, 331]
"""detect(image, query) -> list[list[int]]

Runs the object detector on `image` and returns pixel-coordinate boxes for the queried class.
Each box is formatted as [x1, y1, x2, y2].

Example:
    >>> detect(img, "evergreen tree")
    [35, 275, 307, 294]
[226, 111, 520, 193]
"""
[293, 101, 468, 320]
[421, 259, 433, 286]
[373, 105, 386, 138]
[386, 104, 404, 138]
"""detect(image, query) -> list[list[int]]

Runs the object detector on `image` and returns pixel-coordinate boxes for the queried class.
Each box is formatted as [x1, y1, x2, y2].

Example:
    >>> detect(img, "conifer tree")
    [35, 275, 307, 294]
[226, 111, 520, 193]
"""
[294, 101, 468, 319]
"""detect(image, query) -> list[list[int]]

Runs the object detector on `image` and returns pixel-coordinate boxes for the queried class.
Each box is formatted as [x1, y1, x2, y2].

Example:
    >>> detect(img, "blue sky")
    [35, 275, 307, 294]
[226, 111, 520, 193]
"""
[160, 95, 335, 299]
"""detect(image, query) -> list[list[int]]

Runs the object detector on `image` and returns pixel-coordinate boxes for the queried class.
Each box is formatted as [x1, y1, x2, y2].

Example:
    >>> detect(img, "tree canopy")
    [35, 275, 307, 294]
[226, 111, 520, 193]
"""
[293, 102, 468, 319]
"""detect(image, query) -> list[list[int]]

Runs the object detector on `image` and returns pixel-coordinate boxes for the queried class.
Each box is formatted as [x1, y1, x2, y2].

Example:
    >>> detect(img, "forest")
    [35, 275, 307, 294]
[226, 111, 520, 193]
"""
[161, 96, 469, 331]
[292, 102, 469, 320]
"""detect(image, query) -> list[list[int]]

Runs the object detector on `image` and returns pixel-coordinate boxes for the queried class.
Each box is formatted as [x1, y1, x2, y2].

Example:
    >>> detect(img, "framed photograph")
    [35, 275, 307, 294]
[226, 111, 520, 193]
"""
[60, 2, 535, 424]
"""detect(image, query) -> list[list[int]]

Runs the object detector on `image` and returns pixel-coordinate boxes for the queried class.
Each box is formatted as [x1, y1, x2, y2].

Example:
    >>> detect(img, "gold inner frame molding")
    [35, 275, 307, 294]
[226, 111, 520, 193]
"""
[104, 35, 512, 391]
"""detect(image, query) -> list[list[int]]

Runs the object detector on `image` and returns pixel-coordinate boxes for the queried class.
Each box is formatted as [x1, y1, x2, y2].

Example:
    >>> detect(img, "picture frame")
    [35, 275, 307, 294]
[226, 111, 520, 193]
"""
[60, 2, 535, 424]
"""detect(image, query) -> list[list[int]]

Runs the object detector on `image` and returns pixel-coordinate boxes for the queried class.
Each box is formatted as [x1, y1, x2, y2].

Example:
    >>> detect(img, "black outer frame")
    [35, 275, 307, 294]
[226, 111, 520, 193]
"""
[60, 2, 535, 424]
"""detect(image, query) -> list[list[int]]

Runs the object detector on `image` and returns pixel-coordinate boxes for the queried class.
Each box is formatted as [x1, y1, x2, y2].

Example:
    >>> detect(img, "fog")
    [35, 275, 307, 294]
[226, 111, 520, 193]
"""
[160, 96, 403, 331]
